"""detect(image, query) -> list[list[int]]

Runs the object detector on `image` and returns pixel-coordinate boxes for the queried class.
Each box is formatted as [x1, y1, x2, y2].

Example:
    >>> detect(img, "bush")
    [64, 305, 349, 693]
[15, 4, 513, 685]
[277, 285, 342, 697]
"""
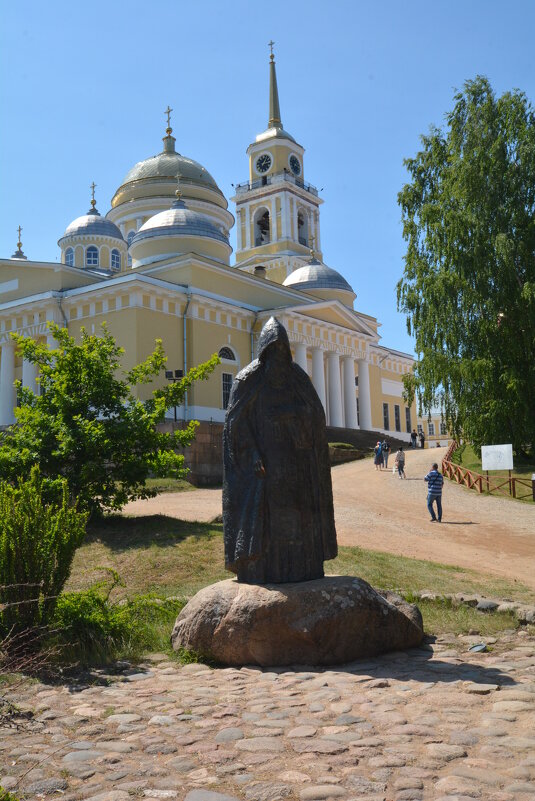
[50, 571, 184, 665]
[0, 468, 87, 637]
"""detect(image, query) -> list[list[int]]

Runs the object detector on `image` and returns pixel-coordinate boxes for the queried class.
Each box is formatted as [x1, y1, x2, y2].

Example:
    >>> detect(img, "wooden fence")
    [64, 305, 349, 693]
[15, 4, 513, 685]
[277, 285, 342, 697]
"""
[442, 442, 534, 501]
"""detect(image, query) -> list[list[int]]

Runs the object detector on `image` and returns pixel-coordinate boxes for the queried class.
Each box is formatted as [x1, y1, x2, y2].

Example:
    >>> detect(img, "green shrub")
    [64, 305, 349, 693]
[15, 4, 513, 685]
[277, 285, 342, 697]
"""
[0, 468, 87, 637]
[0, 789, 21, 801]
[50, 571, 185, 665]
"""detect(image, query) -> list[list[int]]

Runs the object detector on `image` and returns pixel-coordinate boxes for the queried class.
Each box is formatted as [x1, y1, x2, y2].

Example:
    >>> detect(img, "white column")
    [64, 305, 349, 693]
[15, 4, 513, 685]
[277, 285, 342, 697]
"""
[327, 352, 343, 428]
[0, 340, 16, 426]
[46, 332, 56, 349]
[22, 356, 38, 394]
[311, 348, 326, 411]
[294, 342, 308, 373]
[281, 195, 289, 239]
[244, 205, 251, 249]
[292, 199, 298, 243]
[342, 357, 358, 429]
[357, 358, 372, 431]
[236, 210, 243, 250]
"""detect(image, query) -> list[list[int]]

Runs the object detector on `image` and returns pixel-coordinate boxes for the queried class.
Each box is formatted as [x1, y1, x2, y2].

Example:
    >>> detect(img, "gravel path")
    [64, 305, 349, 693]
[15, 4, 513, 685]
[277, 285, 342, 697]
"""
[2, 633, 535, 800]
[123, 448, 535, 589]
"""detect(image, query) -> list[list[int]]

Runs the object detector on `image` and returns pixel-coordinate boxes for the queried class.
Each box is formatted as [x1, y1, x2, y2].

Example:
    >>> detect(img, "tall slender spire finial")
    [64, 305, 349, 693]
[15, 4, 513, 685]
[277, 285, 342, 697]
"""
[268, 41, 282, 129]
[17, 225, 23, 250]
[90, 181, 97, 210]
[175, 170, 182, 200]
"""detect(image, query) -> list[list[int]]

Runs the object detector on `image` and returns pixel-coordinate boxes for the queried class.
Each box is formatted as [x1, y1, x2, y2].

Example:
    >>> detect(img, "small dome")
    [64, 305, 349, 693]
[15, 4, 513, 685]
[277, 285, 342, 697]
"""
[133, 198, 229, 245]
[63, 208, 124, 241]
[283, 258, 354, 294]
[121, 150, 222, 195]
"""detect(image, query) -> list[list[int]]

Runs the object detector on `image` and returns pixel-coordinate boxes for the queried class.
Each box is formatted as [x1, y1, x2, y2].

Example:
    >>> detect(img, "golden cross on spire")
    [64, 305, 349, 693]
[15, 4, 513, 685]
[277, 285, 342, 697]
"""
[165, 105, 173, 133]
[90, 181, 97, 209]
[268, 40, 275, 60]
[17, 225, 23, 249]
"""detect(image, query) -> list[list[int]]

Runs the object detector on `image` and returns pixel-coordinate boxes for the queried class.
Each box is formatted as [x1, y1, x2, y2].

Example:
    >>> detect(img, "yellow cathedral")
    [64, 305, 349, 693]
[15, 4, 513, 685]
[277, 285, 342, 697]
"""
[0, 49, 417, 476]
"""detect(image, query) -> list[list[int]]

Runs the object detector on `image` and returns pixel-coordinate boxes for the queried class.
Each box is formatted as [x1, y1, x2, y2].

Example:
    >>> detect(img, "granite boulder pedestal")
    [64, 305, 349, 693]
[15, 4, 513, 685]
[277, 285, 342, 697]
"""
[171, 575, 423, 667]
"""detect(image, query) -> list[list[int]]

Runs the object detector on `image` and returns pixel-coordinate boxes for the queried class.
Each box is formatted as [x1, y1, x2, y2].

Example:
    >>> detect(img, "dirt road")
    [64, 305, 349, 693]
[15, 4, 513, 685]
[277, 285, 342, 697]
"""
[123, 447, 535, 587]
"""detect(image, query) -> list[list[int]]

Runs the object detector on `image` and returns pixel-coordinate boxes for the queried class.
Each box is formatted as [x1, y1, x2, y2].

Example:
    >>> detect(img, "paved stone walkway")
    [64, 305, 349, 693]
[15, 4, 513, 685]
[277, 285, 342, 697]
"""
[2, 632, 535, 800]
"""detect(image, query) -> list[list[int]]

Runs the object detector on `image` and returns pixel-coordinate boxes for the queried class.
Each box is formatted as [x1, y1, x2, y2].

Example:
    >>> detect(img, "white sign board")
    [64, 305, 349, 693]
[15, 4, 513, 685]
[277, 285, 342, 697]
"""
[481, 444, 513, 471]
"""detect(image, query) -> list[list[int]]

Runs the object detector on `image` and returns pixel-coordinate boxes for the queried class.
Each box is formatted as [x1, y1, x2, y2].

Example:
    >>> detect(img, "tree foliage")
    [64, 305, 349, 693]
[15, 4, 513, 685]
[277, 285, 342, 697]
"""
[398, 76, 535, 454]
[0, 324, 219, 514]
[0, 467, 87, 636]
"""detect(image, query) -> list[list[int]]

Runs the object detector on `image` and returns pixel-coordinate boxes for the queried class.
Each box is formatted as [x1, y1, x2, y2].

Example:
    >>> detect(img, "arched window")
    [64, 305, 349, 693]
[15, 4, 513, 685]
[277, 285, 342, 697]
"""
[111, 249, 121, 271]
[218, 346, 236, 361]
[254, 208, 270, 246]
[127, 230, 135, 266]
[298, 210, 308, 246]
[65, 247, 74, 266]
[86, 246, 99, 267]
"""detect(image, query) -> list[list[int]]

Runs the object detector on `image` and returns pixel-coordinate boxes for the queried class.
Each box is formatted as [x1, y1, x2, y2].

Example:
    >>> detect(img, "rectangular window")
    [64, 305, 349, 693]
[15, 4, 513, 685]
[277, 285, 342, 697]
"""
[383, 403, 390, 430]
[394, 404, 401, 432]
[222, 373, 233, 409]
[417, 423, 424, 435]
[440, 422, 448, 436]
[405, 407, 411, 433]
[428, 421, 435, 436]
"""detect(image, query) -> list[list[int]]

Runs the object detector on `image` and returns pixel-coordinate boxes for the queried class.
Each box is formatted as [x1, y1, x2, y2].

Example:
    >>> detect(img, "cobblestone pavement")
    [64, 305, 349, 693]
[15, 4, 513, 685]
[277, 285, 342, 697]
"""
[2, 632, 535, 800]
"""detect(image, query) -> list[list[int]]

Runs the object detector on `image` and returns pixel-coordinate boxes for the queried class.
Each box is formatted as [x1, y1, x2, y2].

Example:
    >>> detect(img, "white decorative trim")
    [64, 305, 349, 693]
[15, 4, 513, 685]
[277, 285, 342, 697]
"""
[381, 378, 404, 398]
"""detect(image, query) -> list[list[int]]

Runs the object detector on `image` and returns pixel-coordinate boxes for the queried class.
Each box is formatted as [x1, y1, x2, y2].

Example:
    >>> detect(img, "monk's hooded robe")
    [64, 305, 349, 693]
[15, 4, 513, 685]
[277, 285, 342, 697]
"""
[223, 317, 337, 584]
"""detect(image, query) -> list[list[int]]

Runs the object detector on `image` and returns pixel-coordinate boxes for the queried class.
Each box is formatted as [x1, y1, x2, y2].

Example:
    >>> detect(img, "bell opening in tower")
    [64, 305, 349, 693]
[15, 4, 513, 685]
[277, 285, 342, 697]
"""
[298, 210, 309, 247]
[254, 209, 271, 246]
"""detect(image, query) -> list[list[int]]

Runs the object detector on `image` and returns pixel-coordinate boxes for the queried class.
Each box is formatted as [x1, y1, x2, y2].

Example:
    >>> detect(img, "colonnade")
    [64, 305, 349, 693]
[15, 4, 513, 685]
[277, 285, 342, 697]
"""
[0, 333, 54, 426]
[293, 342, 372, 431]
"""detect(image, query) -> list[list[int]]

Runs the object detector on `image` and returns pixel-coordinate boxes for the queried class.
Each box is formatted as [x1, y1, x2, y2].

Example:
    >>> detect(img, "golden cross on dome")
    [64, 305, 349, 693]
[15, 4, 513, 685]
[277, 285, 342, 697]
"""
[165, 105, 173, 133]
[17, 225, 23, 249]
[268, 40, 275, 60]
[90, 181, 97, 209]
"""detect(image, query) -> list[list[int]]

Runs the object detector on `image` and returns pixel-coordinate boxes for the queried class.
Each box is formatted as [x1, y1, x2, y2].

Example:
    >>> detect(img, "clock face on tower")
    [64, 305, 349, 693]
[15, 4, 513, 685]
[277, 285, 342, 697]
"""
[289, 155, 301, 176]
[255, 153, 272, 174]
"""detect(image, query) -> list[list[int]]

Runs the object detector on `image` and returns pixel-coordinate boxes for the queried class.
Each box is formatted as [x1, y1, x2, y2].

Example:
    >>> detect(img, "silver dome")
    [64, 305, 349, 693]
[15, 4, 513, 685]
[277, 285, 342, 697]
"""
[283, 258, 354, 293]
[132, 199, 229, 245]
[121, 151, 222, 195]
[63, 209, 124, 241]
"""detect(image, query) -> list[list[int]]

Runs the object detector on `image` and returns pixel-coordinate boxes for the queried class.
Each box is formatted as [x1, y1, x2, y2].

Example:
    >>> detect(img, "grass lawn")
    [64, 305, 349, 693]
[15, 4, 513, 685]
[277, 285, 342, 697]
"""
[67, 514, 535, 641]
[143, 477, 195, 493]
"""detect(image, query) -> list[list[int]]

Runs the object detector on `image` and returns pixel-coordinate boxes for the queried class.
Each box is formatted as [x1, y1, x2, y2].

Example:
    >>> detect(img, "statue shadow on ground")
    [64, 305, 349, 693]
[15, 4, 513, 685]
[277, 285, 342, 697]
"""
[312, 643, 518, 686]
[86, 514, 221, 552]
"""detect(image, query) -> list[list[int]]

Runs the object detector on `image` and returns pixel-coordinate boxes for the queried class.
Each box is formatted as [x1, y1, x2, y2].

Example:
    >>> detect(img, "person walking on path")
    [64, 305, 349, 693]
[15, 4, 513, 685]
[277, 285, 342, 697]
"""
[419, 431, 425, 449]
[373, 441, 383, 471]
[381, 439, 390, 469]
[395, 447, 406, 479]
[411, 429, 418, 449]
[424, 462, 444, 522]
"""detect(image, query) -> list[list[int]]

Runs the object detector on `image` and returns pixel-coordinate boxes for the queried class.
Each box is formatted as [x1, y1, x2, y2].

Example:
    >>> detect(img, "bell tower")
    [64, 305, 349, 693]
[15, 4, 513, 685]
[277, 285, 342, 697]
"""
[231, 44, 323, 284]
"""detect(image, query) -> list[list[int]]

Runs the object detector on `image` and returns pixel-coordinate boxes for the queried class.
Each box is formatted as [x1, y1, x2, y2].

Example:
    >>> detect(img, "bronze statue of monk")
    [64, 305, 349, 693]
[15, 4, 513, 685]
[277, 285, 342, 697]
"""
[223, 317, 337, 584]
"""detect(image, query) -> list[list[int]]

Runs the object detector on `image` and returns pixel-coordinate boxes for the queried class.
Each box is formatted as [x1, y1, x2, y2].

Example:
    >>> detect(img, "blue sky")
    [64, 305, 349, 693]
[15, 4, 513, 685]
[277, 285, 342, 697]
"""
[1, 0, 534, 355]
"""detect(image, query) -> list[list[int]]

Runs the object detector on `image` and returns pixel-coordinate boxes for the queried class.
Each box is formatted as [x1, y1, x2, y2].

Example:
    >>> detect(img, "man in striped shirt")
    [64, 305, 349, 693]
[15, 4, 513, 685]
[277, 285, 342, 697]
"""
[424, 462, 444, 522]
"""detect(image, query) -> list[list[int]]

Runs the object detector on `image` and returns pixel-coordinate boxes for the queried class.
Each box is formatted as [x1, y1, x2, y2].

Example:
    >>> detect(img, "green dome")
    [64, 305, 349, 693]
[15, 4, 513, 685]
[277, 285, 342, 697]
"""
[120, 148, 222, 195]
